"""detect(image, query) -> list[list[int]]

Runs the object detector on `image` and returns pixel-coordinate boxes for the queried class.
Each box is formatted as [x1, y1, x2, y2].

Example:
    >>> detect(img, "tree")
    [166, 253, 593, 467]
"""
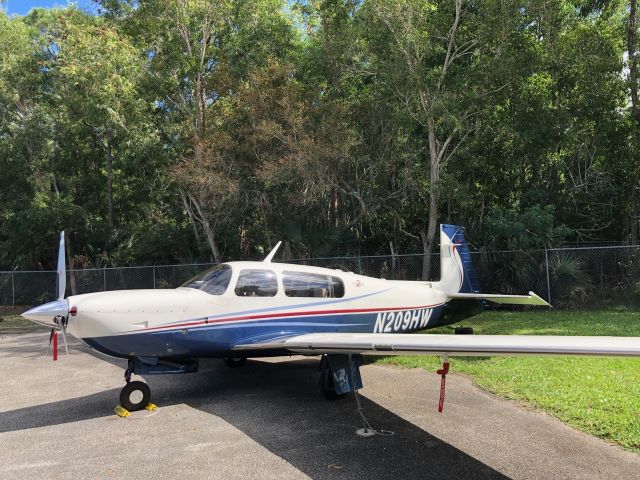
[0, 1, 637, 270]
[0, 12, 61, 267]
[627, 0, 639, 241]
[102, 0, 299, 262]
[362, 0, 516, 277]
[54, 13, 146, 231]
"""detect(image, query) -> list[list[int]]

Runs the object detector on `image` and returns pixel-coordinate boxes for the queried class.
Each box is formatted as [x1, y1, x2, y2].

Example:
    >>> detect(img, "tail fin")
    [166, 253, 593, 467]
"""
[434, 224, 480, 294]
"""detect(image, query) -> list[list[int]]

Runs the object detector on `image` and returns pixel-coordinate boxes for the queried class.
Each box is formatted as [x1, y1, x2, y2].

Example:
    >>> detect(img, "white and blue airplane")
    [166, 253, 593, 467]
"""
[22, 225, 640, 414]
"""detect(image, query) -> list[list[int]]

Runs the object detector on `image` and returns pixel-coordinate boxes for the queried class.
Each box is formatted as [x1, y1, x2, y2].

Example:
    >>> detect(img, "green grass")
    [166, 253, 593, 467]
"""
[0, 314, 48, 333]
[377, 310, 640, 453]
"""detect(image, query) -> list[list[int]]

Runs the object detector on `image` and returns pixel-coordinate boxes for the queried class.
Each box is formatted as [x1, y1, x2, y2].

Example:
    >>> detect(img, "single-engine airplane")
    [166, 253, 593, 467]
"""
[22, 225, 640, 416]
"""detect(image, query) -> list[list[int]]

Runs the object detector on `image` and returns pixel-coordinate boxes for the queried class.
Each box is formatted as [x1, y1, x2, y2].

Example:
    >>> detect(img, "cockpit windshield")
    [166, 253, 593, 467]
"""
[182, 264, 232, 295]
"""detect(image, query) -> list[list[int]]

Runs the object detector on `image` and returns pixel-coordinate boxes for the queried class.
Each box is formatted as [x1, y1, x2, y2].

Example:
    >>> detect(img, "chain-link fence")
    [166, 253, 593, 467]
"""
[0, 263, 212, 307]
[2, 245, 639, 308]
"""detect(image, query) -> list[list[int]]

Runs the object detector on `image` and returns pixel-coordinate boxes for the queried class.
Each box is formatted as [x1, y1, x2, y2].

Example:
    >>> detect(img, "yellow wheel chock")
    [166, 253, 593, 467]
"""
[114, 403, 158, 418]
[114, 405, 131, 417]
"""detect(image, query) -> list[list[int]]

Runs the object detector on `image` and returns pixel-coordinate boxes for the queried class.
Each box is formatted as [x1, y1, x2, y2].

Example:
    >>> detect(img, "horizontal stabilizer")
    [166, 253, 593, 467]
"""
[448, 291, 550, 306]
[233, 333, 640, 357]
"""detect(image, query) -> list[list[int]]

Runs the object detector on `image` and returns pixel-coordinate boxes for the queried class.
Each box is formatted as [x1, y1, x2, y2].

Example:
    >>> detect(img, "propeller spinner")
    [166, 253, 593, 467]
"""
[21, 232, 70, 357]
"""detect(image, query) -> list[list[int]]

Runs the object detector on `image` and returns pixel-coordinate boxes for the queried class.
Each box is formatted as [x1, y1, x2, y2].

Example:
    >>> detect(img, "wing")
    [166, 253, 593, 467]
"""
[233, 332, 640, 357]
[448, 291, 550, 306]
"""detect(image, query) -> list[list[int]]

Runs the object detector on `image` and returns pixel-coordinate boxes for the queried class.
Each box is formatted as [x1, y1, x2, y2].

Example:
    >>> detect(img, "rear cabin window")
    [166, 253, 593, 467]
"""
[283, 271, 345, 298]
[234, 269, 278, 297]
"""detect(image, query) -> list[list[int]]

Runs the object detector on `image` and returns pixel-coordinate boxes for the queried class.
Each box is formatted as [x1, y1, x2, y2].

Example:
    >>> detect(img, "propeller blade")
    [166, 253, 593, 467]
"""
[46, 328, 54, 356]
[60, 325, 69, 355]
[57, 231, 66, 301]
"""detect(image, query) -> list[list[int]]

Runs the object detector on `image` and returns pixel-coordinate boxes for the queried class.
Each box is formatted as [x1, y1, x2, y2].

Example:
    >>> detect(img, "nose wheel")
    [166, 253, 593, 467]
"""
[120, 359, 151, 412]
[120, 381, 151, 412]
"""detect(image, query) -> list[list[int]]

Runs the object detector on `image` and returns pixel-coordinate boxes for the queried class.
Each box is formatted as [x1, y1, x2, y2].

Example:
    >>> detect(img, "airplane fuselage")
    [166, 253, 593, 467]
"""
[60, 261, 475, 359]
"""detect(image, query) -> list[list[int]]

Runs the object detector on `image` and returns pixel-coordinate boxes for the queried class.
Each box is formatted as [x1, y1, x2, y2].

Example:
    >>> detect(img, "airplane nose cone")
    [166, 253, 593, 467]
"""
[22, 299, 69, 327]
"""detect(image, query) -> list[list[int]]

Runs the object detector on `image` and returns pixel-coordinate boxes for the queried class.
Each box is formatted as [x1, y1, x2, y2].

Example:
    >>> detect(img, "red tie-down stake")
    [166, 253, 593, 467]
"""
[437, 354, 450, 413]
[47, 329, 58, 361]
[53, 331, 58, 361]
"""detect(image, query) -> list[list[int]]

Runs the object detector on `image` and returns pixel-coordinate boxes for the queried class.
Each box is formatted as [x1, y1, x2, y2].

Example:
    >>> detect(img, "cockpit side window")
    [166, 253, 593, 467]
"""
[283, 271, 345, 298]
[235, 269, 278, 297]
[182, 264, 232, 295]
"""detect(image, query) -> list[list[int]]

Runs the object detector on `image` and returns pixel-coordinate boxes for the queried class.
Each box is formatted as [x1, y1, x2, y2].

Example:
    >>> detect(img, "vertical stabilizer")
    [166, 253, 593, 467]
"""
[433, 224, 480, 294]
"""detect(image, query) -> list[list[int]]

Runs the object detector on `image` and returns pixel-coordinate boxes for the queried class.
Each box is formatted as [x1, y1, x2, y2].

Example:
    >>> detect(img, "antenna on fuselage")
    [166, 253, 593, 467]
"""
[263, 241, 282, 263]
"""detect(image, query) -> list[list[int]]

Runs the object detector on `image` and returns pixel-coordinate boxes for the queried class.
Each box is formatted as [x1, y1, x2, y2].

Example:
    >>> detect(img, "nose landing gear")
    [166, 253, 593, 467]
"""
[116, 357, 198, 415]
[120, 359, 152, 412]
[120, 381, 151, 412]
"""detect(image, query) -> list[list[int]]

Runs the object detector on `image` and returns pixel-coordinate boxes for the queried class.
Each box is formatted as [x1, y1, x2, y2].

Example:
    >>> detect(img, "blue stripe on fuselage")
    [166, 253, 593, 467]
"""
[82, 306, 446, 358]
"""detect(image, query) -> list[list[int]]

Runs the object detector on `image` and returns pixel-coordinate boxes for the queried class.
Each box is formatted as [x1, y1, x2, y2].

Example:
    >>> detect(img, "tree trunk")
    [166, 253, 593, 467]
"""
[188, 193, 222, 264]
[632, 194, 639, 244]
[389, 241, 397, 280]
[420, 230, 432, 281]
[200, 214, 222, 264]
[181, 191, 203, 245]
[105, 141, 114, 229]
[628, 0, 639, 241]
[422, 115, 441, 280]
[627, 0, 640, 244]
[65, 233, 77, 296]
[629, 0, 639, 123]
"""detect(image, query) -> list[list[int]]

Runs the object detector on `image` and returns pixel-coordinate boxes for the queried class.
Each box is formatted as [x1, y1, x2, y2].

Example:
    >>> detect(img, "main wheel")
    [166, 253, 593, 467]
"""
[120, 381, 151, 411]
[223, 357, 247, 368]
[455, 326, 474, 335]
[319, 367, 346, 400]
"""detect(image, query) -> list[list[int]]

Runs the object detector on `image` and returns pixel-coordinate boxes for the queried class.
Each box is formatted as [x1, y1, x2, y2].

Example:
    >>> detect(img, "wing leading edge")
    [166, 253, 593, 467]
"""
[233, 333, 640, 357]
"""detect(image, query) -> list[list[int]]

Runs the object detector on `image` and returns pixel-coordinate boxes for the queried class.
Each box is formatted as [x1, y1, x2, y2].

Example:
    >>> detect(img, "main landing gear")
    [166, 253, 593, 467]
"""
[121, 360, 152, 412]
[455, 326, 474, 335]
[223, 357, 247, 368]
[318, 354, 394, 437]
[318, 354, 348, 400]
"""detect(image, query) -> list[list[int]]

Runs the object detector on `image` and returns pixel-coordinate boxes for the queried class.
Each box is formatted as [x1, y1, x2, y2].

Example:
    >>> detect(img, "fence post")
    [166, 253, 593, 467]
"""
[11, 271, 15, 306]
[103, 268, 107, 291]
[544, 248, 552, 304]
[153, 266, 156, 289]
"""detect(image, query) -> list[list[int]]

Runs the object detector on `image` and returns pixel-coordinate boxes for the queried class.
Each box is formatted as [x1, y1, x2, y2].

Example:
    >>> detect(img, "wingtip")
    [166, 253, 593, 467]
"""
[529, 291, 552, 307]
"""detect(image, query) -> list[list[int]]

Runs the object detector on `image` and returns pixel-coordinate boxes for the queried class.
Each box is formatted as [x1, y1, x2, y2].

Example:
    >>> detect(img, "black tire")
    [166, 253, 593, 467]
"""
[455, 326, 474, 335]
[319, 368, 347, 400]
[120, 381, 151, 412]
[223, 357, 247, 368]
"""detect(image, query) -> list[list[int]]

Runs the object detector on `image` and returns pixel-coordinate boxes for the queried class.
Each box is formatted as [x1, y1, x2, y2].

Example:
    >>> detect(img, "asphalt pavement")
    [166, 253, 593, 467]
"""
[1, 332, 639, 480]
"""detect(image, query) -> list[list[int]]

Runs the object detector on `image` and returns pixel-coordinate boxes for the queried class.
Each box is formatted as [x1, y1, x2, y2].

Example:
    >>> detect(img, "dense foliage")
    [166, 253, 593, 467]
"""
[0, 0, 638, 272]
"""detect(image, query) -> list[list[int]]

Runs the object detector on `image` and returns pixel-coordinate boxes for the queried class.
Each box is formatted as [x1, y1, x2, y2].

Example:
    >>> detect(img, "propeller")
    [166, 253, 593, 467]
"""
[55, 231, 68, 355]
[22, 232, 70, 358]
[50, 231, 69, 356]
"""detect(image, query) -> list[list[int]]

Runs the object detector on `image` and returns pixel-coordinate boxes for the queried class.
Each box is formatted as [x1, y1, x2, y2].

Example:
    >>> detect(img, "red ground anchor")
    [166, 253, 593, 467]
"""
[437, 355, 450, 413]
[53, 331, 58, 361]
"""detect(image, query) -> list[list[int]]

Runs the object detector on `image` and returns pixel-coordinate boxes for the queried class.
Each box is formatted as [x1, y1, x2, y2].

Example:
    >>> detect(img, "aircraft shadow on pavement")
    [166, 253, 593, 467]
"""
[1, 355, 510, 480]
[0, 332, 58, 358]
